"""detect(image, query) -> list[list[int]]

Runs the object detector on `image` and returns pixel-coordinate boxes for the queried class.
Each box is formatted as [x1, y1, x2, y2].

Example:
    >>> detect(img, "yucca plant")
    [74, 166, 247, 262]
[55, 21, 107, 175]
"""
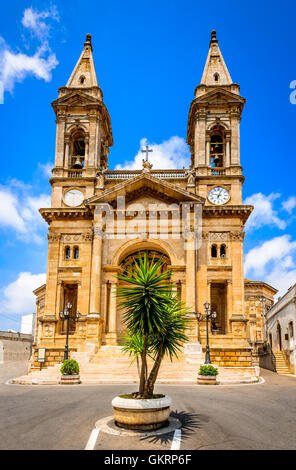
[117, 251, 190, 398]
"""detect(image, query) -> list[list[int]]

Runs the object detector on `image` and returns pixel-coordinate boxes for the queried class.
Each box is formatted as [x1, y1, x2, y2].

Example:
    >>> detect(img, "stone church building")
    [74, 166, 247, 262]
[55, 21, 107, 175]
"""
[32, 32, 277, 378]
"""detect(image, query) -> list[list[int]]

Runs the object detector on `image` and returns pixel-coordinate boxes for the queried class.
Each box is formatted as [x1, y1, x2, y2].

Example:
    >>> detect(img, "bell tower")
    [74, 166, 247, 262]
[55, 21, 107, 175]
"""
[187, 30, 246, 205]
[50, 34, 113, 207]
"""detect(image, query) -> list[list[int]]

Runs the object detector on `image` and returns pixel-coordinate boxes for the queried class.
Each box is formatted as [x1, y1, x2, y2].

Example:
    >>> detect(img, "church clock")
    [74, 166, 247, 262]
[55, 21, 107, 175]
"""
[208, 187, 229, 205]
[64, 189, 84, 207]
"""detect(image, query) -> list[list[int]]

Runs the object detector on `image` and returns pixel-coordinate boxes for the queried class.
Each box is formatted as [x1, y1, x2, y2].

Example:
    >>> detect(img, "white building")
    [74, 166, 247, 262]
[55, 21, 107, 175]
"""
[267, 283, 296, 374]
[20, 314, 35, 336]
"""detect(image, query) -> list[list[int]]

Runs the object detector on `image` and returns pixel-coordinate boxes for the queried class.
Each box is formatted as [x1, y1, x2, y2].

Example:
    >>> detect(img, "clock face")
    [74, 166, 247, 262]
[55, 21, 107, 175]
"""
[208, 187, 229, 205]
[64, 189, 84, 207]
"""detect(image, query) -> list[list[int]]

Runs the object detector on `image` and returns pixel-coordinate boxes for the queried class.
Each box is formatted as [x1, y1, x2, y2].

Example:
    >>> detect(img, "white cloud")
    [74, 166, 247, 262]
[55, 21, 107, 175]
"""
[38, 162, 53, 178]
[22, 6, 59, 41]
[0, 7, 59, 93]
[244, 192, 287, 231]
[0, 272, 46, 315]
[0, 182, 50, 243]
[115, 136, 190, 170]
[245, 235, 296, 298]
[282, 196, 296, 214]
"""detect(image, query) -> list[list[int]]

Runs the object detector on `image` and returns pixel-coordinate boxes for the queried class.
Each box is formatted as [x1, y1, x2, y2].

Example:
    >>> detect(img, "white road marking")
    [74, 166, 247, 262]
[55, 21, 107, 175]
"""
[171, 429, 182, 450]
[85, 428, 100, 450]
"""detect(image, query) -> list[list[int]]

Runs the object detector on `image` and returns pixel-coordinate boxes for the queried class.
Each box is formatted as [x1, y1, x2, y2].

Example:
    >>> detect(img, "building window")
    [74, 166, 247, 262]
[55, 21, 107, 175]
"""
[220, 244, 226, 258]
[211, 244, 217, 258]
[65, 246, 71, 259]
[79, 75, 85, 84]
[214, 72, 219, 82]
[74, 246, 79, 259]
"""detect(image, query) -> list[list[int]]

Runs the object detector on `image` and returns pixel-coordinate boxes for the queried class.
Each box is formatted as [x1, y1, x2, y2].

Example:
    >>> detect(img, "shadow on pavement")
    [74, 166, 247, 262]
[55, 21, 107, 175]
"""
[139, 410, 202, 446]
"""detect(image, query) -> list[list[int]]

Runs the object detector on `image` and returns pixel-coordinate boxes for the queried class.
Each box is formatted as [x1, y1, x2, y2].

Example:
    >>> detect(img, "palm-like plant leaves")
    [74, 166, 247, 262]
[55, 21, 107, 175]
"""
[117, 252, 172, 335]
[115, 251, 190, 397]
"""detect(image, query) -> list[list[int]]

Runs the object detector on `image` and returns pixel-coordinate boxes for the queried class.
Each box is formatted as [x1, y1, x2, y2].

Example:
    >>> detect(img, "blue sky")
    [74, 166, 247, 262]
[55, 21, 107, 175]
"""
[1, 0, 296, 330]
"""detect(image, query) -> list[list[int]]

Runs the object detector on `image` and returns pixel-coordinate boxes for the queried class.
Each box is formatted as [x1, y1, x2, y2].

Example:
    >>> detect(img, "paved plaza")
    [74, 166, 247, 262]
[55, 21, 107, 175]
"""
[0, 366, 296, 450]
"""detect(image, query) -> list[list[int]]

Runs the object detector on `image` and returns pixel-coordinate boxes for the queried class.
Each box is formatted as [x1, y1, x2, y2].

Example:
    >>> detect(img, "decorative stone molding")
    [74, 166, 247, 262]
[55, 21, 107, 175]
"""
[62, 232, 93, 243]
[47, 232, 62, 242]
[202, 232, 209, 240]
[81, 231, 93, 242]
[63, 234, 81, 243]
[209, 232, 229, 242]
[229, 231, 245, 241]
[93, 226, 104, 238]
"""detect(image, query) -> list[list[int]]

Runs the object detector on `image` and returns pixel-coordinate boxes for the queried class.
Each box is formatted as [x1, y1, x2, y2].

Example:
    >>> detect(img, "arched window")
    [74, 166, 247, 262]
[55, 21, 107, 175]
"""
[220, 244, 226, 258]
[211, 244, 217, 258]
[210, 131, 224, 168]
[79, 75, 85, 85]
[214, 72, 219, 82]
[65, 246, 71, 259]
[73, 246, 79, 259]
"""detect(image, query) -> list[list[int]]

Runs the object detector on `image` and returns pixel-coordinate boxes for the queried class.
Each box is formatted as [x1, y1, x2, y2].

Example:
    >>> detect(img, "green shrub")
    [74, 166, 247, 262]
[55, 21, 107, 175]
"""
[198, 365, 218, 376]
[60, 359, 79, 375]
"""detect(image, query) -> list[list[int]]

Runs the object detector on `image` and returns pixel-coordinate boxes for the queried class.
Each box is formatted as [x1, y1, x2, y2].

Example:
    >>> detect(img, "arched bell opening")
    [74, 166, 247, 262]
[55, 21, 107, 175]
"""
[71, 129, 86, 169]
[209, 125, 225, 168]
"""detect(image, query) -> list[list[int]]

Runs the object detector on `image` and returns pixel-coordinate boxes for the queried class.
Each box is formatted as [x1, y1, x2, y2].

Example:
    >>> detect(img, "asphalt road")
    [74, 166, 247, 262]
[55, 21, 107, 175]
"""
[0, 364, 296, 450]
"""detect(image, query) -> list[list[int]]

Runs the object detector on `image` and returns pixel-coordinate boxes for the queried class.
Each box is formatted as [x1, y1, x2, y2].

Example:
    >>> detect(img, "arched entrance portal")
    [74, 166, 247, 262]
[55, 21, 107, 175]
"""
[116, 250, 171, 343]
[119, 250, 170, 274]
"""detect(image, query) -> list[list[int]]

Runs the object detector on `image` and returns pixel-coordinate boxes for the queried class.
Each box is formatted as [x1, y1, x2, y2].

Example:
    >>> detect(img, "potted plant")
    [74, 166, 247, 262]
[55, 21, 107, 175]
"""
[197, 364, 218, 385]
[112, 252, 190, 430]
[59, 359, 81, 385]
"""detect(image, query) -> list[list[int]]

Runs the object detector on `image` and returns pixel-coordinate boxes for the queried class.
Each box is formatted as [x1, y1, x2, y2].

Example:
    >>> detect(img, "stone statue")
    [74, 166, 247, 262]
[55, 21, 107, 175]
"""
[96, 166, 108, 189]
[142, 159, 153, 173]
[186, 168, 195, 186]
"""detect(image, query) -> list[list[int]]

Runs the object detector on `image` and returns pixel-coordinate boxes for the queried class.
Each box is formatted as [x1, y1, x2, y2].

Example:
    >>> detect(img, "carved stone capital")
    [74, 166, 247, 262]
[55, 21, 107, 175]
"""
[93, 226, 104, 238]
[47, 232, 62, 242]
[229, 231, 245, 241]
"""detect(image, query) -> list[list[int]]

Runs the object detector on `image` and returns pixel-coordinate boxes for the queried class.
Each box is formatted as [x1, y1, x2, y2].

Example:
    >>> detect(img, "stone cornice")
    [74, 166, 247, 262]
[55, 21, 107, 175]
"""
[40, 208, 93, 224]
[202, 205, 253, 224]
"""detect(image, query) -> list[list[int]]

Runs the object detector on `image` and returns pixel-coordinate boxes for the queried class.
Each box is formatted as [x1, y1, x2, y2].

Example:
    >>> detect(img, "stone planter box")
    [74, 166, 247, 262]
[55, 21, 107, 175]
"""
[59, 374, 81, 385]
[197, 375, 217, 385]
[112, 395, 172, 430]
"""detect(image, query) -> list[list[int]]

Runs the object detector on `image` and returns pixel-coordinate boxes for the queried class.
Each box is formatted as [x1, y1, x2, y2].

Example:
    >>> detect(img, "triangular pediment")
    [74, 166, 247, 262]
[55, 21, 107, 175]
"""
[196, 88, 245, 105]
[52, 91, 100, 108]
[85, 173, 205, 208]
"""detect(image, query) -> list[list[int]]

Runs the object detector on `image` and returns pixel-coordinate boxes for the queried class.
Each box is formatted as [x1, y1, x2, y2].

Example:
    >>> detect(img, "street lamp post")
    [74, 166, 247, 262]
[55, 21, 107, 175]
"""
[59, 302, 81, 361]
[194, 302, 217, 364]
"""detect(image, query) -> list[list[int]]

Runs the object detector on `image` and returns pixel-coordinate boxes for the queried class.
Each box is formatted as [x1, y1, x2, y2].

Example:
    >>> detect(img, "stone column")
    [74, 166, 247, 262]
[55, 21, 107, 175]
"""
[55, 117, 65, 167]
[206, 137, 210, 167]
[105, 281, 118, 345]
[44, 232, 61, 317]
[64, 137, 70, 169]
[89, 227, 102, 315]
[225, 137, 231, 167]
[226, 279, 233, 333]
[84, 138, 89, 167]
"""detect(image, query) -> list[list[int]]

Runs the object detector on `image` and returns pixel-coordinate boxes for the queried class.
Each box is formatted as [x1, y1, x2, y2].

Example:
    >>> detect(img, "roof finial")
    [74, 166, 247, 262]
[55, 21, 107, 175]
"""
[84, 33, 92, 50]
[210, 30, 218, 46]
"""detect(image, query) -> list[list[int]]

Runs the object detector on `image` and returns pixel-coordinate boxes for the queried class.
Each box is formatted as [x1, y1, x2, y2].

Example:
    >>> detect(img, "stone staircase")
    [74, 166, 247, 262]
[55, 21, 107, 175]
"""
[10, 344, 259, 385]
[273, 352, 292, 375]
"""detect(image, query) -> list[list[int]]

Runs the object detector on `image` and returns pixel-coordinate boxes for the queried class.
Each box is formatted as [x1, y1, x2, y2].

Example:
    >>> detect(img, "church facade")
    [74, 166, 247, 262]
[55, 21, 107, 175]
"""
[32, 32, 277, 372]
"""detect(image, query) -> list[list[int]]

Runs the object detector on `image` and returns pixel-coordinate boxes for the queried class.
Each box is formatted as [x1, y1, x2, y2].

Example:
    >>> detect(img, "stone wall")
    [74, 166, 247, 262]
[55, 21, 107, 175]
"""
[0, 331, 33, 364]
